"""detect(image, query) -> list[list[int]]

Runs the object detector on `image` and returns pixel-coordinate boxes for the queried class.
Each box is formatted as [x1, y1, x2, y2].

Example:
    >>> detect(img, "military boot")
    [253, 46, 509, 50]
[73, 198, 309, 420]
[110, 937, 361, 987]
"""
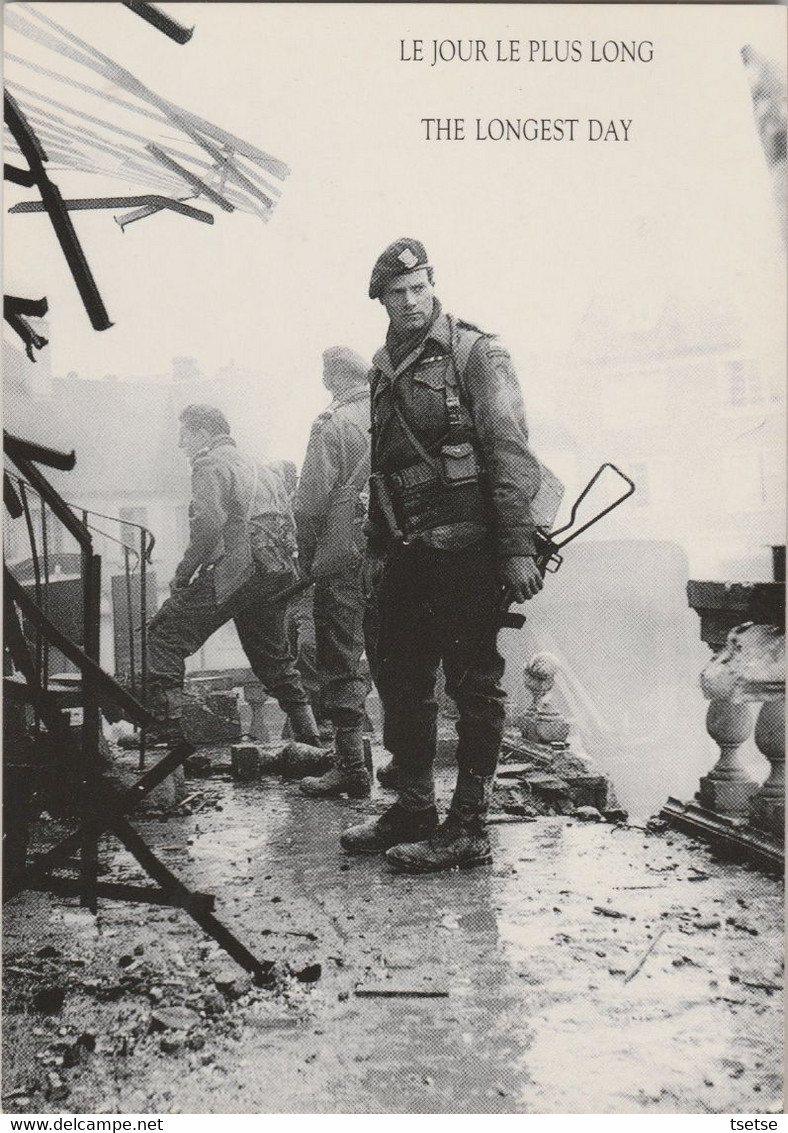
[287, 703, 323, 748]
[300, 725, 371, 799]
[145, 688, 188, 748]
[341, 802, 439, 854]
[385, 771, 494, 873]
[281, 713, 334, 745]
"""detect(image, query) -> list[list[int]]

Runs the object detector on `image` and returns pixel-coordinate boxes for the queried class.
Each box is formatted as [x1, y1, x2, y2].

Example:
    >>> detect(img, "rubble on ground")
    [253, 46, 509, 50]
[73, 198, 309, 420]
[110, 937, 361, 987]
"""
[2, 736, 781, 1115]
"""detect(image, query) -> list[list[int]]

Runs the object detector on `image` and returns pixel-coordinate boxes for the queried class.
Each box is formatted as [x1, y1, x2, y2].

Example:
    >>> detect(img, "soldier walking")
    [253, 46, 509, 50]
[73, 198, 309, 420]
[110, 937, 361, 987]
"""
[341, 240, 544, 871]
[294, 348, 373, 798]
[146, 404, 321, 747]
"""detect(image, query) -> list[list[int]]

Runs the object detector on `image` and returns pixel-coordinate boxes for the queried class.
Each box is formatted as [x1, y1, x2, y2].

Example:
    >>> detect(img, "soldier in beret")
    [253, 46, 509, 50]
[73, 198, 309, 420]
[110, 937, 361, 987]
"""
[294, 347, 373, 798]
[341, 239, 544, 872]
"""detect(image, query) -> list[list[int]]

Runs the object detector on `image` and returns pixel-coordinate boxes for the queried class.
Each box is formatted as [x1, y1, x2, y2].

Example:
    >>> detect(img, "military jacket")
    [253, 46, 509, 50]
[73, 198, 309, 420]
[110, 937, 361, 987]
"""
[367, 311, 541, 557]
[294, 385, 371, 573]
[174, 436, 297, 588]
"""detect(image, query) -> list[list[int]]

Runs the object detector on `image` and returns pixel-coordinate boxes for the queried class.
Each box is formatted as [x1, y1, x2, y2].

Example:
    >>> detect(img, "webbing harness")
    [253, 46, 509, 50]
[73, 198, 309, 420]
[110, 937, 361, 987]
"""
[385, 315, 486, 483]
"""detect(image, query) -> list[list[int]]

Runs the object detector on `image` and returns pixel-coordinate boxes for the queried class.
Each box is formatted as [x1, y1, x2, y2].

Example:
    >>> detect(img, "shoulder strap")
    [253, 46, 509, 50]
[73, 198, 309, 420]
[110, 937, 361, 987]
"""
[392, 401, 443, 476]
[446, 314, 485, 430]
[449, 315, 485, 389]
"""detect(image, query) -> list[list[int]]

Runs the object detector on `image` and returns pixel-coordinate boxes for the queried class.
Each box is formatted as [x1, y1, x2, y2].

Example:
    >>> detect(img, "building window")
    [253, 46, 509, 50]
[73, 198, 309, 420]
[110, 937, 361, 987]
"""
[726, 360, 762, 407]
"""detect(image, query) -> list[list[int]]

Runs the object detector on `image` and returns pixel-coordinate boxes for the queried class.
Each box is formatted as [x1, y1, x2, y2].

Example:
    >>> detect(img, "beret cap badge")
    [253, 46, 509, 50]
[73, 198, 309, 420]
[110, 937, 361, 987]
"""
[368, 238, 431, 299]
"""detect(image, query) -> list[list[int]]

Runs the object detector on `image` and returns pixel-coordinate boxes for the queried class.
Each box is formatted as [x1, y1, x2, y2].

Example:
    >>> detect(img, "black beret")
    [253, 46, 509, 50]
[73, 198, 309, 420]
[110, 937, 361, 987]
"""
[368, 238, 431, 299]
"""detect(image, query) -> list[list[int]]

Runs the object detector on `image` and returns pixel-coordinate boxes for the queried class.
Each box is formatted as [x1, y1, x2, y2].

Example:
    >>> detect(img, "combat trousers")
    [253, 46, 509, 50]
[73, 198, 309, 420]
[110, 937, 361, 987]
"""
[371, 540, 506, 811]
[147, 568, 311, 717]
[313, 567, 370, 730]
[288, 587, 323, 718]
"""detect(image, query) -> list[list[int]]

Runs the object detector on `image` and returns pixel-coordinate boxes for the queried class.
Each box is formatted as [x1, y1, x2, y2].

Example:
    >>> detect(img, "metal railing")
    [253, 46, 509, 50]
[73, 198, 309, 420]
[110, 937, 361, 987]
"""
[3, 432, 274, 980]
[3, 431, 155, 907]
[4, 469, 156, 767]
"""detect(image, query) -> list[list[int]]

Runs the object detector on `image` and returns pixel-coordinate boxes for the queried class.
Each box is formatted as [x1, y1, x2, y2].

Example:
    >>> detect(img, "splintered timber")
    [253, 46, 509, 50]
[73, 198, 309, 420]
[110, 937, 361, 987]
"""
[399, 39, 655, 65]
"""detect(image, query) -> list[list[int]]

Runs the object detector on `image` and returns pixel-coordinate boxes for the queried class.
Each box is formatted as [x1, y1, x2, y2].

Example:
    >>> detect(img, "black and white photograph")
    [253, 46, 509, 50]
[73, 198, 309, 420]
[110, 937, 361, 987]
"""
[2, 1, 785, 1117]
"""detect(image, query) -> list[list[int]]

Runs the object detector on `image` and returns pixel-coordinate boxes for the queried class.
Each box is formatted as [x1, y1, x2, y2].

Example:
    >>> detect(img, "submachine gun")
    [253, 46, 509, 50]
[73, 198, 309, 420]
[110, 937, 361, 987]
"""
[498, 462, 636, 630]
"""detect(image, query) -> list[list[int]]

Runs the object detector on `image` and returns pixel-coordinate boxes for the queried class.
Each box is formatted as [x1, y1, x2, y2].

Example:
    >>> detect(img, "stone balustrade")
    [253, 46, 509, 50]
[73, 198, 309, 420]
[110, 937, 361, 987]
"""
[662, 577, 785, 868]
[699, 621, 785, 837]
[750, 696, 786, 835]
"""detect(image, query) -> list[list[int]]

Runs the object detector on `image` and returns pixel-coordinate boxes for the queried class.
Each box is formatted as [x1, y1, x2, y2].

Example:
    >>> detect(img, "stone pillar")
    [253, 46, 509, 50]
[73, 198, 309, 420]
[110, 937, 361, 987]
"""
[665, 583, 785, 861]
[697, 699, 757, 817]
[750, 699, 786, 836]
[698, 622, 785, 828]
[242, 681, 270, 743]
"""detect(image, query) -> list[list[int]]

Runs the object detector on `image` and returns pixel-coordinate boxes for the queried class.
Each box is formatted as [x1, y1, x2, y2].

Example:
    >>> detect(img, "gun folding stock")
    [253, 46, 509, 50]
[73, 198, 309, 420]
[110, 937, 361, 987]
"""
[548, 463, 636, 553]
[496, 462, 636, 631]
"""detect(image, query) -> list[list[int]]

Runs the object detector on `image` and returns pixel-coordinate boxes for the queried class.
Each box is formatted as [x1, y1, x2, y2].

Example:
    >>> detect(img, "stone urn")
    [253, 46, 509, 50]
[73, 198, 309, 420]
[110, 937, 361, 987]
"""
[522, 652, 571, 747]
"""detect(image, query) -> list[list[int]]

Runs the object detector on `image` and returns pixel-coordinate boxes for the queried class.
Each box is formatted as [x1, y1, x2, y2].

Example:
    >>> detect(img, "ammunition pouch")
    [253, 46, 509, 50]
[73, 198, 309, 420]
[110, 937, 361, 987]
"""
[440, 441, 479, 486]
[370, 323, 499, 541]
[385, 444, 488, 538]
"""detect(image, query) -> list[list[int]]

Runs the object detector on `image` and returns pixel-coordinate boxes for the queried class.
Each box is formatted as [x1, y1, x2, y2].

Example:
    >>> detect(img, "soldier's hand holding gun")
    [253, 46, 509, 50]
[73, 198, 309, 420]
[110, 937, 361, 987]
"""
[496, 464, 636, 629]
[500, 554, 543, 604]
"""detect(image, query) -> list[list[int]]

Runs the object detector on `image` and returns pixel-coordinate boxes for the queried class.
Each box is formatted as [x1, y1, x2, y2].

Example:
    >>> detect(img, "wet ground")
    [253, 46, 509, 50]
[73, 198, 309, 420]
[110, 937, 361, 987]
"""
[2, 752, 784, 1114]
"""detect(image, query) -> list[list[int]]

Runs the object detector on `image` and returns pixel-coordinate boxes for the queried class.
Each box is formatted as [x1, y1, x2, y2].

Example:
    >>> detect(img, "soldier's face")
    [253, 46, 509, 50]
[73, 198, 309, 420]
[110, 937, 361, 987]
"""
[381, 269, 434, 334]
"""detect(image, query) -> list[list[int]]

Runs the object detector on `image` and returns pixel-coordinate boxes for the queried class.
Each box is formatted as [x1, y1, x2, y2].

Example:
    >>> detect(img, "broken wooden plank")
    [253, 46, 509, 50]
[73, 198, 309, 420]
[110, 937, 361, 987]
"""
[355, 983, 449, 999]
[496, 763, 537, 778]
[487, 814, 538, 825]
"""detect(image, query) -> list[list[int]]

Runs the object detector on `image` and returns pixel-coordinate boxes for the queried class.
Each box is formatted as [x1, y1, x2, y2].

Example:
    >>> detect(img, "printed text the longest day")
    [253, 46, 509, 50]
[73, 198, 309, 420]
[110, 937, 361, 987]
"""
[421, 118, 632, 142]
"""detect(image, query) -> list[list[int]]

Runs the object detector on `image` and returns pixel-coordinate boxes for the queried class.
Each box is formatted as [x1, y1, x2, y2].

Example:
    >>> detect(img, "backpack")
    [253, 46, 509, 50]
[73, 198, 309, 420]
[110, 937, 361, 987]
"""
[447, 316, 565, 532]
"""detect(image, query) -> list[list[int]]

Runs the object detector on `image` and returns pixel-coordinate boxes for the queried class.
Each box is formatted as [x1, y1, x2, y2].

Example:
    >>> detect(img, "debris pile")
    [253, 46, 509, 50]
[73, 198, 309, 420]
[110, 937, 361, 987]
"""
[2, 928, 320, 1110]
[183, 691, 243, 745]
[491, 736, 626, 823]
